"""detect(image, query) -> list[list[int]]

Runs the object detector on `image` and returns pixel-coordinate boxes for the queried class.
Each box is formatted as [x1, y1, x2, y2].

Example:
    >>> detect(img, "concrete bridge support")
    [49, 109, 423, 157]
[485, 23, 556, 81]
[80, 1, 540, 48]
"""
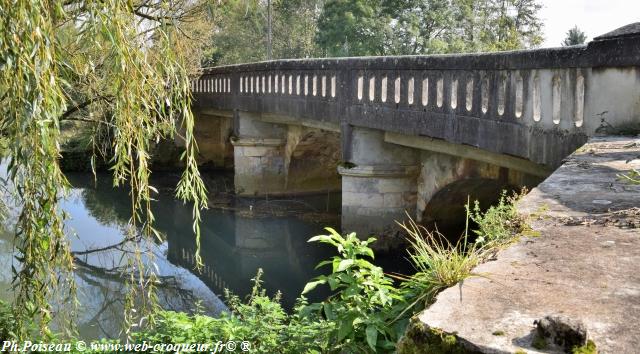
[231, 112, 342, 196]
[231, 112, 288, 196]
[339, 127, 419, 240]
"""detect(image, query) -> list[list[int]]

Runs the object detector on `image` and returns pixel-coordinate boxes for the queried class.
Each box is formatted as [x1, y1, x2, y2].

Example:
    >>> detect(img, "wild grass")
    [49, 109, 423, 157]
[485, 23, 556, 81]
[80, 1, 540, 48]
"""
[395, 190, 528, 317]
[619, 169, 640, 185]
[392, 217, 481, 318]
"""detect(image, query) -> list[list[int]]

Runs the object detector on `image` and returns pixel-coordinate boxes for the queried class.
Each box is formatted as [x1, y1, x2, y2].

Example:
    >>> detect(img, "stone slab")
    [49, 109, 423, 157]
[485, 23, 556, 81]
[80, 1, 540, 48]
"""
[406, 136, 640, 353]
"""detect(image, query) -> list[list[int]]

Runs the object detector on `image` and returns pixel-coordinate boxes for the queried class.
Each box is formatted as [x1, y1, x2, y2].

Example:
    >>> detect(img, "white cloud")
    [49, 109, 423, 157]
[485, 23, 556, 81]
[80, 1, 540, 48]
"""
[539, 0, 640, 47]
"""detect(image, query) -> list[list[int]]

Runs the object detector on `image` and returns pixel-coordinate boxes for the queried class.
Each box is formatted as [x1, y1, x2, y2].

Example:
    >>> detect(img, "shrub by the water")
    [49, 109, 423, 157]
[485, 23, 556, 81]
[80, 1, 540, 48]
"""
[302, 228, 405, 352]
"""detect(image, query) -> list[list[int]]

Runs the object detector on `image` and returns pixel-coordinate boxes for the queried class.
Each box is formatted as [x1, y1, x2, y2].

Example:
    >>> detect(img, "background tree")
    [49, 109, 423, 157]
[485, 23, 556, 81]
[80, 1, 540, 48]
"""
[272, 0, 325, 59]
[314, 0, 544, 57]
[314, 0, 391, 57]
[207, 0, 267, 65]
[204, 0, 545, 61]
[473, 0, 544, 51]
[384, 0, 454, 55]
[205, 0, 324, 66]
[562, 25, 588, 46]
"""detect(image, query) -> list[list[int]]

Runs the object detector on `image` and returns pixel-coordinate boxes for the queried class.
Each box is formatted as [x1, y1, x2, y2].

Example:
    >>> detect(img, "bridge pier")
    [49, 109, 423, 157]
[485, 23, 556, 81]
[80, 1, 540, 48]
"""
[231, 112, 287, 196]
[339, 127, 419, 241]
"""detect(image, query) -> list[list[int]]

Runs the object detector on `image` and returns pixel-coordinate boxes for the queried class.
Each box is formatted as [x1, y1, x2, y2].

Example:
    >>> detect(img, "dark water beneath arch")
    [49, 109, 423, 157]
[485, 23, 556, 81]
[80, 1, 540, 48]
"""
[0, 168, 412, 340]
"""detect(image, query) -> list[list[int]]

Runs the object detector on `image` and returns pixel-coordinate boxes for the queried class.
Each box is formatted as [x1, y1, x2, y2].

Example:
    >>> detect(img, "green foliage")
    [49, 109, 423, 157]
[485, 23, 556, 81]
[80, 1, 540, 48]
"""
[562, 26, 588, 46]
[137, 269, 332, 354]
[0, 300, 19, 342]
[467, 190, 526, 247]
[572, 340, 597, 354]
[315, 0, 544, 56]
[206, 0, 324, 65]
[209, 0, 545, 60]
[476, 0, 544, 51]
[0, 0, 209, 336]
[304, 228, 403, 352]
[396, 219, 480, 316]
[316, 0, 389, 56]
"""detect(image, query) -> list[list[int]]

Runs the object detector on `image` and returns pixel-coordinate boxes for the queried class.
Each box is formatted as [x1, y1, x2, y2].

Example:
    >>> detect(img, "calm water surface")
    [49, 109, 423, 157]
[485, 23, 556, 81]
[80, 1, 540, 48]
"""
[0, 167, 409, 340]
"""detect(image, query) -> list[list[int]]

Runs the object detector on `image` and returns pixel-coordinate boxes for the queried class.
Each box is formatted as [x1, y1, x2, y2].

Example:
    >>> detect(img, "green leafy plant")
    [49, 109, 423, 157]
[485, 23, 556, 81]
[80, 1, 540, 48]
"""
[0, 300, 19, 342]
[303, 228, 403, 352]
[138, 269, 332, 354]
[572, 340, 597, 354]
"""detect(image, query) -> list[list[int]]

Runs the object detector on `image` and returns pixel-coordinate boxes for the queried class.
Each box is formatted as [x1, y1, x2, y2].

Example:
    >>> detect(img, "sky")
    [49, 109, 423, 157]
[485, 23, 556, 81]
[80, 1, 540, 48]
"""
[540, 0, 640, 47]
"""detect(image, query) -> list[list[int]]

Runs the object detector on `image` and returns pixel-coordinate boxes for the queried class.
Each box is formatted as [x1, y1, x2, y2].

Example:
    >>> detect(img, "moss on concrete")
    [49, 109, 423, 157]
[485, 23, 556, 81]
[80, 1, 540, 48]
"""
[531, 334, 548, 350]
[397, 318, 480, 354]
[572, 340, 597, 354]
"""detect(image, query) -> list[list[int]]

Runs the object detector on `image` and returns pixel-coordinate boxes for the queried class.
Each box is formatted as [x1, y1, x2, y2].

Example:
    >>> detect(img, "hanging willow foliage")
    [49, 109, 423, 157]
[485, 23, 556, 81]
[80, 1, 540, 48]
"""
[0, 0, 210, 336]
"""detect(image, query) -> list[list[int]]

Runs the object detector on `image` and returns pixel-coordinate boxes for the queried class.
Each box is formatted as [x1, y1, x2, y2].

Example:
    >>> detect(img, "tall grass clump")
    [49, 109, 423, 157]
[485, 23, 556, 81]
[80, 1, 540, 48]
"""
[396, 190, 528, 316]
[394, 218, 481, 317]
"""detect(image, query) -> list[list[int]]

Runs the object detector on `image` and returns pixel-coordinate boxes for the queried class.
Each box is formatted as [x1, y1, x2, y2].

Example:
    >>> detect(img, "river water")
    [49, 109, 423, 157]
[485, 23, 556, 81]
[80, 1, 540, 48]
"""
[0, 168, 410, 339]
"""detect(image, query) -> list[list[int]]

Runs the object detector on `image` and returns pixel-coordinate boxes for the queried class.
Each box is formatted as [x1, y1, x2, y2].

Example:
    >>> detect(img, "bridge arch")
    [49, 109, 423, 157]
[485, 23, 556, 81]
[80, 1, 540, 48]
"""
[421, 178, 517, 242]
[284, 126, 341, 194]
[417, 152, 542, 242]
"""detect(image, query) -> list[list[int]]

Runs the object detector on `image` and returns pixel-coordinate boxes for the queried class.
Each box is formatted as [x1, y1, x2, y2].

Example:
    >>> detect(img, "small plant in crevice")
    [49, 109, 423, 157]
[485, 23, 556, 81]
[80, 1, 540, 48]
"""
[466, 189, 528, 248]
[572, 340, 597, 354]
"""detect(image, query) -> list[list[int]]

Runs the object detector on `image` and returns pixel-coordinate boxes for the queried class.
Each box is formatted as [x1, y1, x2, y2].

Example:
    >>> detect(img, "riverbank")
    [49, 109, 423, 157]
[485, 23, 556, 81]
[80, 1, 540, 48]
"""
[399, 136, 640, 353]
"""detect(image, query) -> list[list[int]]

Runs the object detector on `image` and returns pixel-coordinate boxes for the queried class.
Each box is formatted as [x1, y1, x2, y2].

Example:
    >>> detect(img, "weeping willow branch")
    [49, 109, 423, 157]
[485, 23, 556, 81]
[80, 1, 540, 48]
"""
[59, 95, 114, 121]
[0, 0, 212, 337]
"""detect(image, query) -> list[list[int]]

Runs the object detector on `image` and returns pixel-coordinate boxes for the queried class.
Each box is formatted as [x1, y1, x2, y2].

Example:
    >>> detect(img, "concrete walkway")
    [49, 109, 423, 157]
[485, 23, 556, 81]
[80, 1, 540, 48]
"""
[402, 136, 640, 353]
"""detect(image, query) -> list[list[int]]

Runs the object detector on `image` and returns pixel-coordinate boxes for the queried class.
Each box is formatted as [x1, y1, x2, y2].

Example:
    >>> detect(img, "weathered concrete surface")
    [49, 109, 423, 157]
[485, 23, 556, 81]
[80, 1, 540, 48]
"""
[192, 113, 234, 169]
[340, 127, 419, 243]
[401, 136, 640, 353]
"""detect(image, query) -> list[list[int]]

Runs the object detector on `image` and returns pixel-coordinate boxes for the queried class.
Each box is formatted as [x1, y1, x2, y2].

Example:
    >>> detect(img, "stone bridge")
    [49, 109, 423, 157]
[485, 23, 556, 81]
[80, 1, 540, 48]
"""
[189, 23, 640, 240]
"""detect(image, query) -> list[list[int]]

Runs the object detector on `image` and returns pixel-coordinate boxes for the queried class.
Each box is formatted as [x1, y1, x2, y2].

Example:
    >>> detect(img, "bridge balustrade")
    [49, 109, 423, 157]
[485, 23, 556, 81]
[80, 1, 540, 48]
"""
[191, 23, 640, 168]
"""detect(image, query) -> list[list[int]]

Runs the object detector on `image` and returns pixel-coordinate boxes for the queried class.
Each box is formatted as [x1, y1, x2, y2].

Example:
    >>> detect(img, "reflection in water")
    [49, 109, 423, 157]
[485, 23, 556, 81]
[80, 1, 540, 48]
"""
[0, 168, 340, 339]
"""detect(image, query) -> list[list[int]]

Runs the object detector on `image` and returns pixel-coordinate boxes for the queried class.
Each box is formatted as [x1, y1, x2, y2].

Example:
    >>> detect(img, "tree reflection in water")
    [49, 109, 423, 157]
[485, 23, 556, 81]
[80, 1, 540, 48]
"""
[1, 170, 339, 339]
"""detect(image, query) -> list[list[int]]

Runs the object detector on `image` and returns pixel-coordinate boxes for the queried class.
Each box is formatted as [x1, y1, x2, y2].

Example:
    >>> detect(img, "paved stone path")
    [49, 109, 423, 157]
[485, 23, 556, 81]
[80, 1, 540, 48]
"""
[406, 136, 640, 353]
